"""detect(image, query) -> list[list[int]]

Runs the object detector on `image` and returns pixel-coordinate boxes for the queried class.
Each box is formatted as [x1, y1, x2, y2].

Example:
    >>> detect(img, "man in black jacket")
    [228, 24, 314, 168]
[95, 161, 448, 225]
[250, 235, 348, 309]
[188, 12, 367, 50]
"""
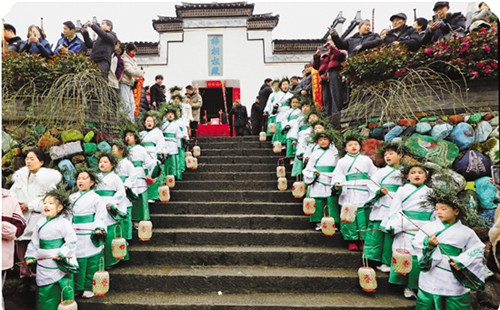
[82, 19, 118, 78]
[330, 19, 382, 57]
[3, 23, 23, 52]
[383, 12, 422, 52]
[149, 74, 166, 109]
[422, 1, 466, 45]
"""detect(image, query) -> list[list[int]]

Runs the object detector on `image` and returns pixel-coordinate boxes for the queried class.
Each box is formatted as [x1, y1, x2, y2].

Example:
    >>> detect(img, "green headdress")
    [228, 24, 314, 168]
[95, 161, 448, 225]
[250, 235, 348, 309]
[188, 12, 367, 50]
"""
[74, 167, 101, 189]
[170, 93, 184, 101]
[110, 139, 129, 158]
[160, 104, 180, 120]
[44, 184, 71, 215]
[139, 110, 162, 131]
[342, 129, 366, 148]
[169, 85, 182, 94]
[425, 188, 467, 220]
[120, 124, 141, 144]
[376, 141, 408, 158]
[95, 152, 118, 170]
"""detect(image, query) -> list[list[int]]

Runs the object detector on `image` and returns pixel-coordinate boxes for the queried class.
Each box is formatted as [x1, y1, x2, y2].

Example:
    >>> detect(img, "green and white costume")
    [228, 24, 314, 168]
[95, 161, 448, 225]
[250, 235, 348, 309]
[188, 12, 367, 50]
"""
[25, 215, 78, 310]
[70, 189, 107, 292]
[413, 220, 485, 310]
[363, 166, 403, 265]
[331, 153, 377, 241]
[114, 157, 136, 240]
[381, 183, 434, 290]
[140, 127, 165, 200]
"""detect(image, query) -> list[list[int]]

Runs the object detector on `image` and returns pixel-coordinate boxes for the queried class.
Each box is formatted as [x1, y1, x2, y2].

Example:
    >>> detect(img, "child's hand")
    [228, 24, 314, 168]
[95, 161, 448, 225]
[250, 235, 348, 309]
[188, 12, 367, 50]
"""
[95, 229, 103, 235]
[20, 202, 28, 212]
[428, 235, 439, 247]
[334, 183, 342, 189]
[380, 187, 388, 195]
[106, 204, 111, 211]
[292, 141, 297, 146]
[53, 256, 61, 261]
[315, 171, 320, 177]
[25, 259, 34, 265]
[450, 261, 461, 270]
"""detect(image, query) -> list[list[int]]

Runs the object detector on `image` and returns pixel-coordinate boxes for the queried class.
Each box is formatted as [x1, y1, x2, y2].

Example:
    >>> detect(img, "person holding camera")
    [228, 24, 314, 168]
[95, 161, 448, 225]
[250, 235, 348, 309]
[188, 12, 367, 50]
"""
[53, 21, 87, 54]
[82, 18, 117, 78]
[119, 42, 145, 121]
[329, 19, 382, 57]
[422, 1, 466, 45]
[3, 23, 23, 53]
[383, 13, 422, 52]
[18, 25, 53, 58]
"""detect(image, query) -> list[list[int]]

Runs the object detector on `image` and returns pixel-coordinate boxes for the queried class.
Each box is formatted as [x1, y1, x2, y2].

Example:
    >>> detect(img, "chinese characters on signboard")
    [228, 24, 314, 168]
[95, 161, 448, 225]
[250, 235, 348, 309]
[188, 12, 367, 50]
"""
[208, 35, 223, 76]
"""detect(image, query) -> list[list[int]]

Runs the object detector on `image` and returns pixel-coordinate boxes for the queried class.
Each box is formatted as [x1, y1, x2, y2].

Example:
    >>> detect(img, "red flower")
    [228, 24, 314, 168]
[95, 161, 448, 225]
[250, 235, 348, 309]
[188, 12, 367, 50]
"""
[484, 65, 491, 74]
[492, 62, 498, 69]
[424, 48, 433, 55]
[483, 44, 491, 52]
[476, 62, 485, 68]
[434, 52, 440, 58]
[470, 70, 479, 78]
[395, 69, 403, 77]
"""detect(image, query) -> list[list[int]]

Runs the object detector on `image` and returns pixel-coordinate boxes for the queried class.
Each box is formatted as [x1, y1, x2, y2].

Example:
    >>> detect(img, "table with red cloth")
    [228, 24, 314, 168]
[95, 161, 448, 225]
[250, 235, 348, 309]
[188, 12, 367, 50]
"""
[196, 124, 233, 137]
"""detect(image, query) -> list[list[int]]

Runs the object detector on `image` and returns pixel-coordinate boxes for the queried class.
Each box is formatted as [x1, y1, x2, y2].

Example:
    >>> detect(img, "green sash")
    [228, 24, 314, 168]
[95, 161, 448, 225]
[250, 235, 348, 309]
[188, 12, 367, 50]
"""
[345, 173, 369, 181]
[380, 183, 400, 192]
[403, 210, 432, 221]
[164, 133, 176, 138]
[299, 125, 309, 132]
[141, 142, 156, 147]
[73, 214, 95, 224]
[95, 190, 116, 197]
[316, 166, 335, 173]
[40, 238, 64, 250]
[132, 160, 144, 168]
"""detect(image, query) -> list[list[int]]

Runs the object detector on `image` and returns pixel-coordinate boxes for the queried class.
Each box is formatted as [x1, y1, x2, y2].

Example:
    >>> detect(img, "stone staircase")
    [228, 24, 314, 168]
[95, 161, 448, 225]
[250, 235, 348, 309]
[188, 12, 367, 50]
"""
[79, 136, 415, 309]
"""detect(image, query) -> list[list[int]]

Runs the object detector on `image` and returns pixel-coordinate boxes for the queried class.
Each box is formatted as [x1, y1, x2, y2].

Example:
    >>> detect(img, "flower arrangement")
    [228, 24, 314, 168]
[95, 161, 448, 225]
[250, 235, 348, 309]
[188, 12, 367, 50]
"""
[342, 27, 498, 86]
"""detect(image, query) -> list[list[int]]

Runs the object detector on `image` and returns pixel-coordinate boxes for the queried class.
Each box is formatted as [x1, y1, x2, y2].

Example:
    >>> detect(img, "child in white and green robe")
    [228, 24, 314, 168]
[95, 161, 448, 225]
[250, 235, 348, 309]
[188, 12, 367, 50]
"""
[363, 144, 404, 272]
[161, 106, 184, 180]
[413, 193, 484, 309]
[303, 132, 339, 230]
[281, 96, 302, 159]
[264, 79, 293, 144]
[70, 169, 107, 298]
[140, 113, 165, 201]
[381, 164, 434, 299]
[332, 136, 377, 251]
[25, 190, 79, 310]
[290, 102, 314, 177]
[95, 153, 128, 268]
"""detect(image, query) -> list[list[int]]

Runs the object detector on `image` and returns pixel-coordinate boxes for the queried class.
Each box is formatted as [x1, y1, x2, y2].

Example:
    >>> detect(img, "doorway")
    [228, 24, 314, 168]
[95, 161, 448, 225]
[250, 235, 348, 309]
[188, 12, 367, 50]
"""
[198, 87, 233, 124]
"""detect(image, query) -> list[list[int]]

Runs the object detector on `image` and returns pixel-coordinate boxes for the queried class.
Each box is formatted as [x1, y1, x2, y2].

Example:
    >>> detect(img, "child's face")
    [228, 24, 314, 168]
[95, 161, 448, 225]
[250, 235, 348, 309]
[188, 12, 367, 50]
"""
[144, 116, 155, 130]
[173, 98, 181, 104]
[407, 167, 427, 186]
[125, 132, 136, 146]
[42, 196, 63, 219]
[99, 156, 113, 173]
[384, 150, 402, 167]
[435, 202, 459, 224]
[176, 110, 181, 117]
[77, 172, 95, 192]
[344, 140, 360, 155]
[301, 104, 311, 114]
[112, 145, 123, 159]
[318, 137, 330, 148]
[166, 112, 175, 121]
[291, 98, 300, 109]
[313, 124, 325, 134]
[308, 114, 318, 123]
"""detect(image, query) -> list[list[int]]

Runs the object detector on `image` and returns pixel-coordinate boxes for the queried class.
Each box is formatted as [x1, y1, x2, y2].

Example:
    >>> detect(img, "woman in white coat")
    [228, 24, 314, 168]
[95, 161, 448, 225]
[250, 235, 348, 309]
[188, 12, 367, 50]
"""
[10, 149, 62, 280]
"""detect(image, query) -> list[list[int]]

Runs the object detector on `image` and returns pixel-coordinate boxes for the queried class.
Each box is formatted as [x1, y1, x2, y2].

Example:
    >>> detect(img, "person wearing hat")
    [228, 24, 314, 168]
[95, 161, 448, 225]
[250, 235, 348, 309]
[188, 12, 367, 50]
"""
[3, 23, 23, 52]
[413, 17, 429, 39]
[329, 19, 382, 57]
[53, 20, 87, 54]
[383, 12, 422, 51]
[303, 130, 340, 231]
[422, 1, 466, 45]
[412, 189, 485, 309]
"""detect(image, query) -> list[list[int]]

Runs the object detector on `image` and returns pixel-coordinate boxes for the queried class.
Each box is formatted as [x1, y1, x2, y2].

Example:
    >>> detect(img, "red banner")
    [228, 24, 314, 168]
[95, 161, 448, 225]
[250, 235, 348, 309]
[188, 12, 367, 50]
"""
[311, 68, 322, 110]
[133, 77, 144, 116]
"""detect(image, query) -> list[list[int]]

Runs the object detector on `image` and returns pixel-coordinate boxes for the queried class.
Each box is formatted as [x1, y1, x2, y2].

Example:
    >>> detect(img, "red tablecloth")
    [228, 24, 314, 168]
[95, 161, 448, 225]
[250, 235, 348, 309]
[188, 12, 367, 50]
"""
[196, 124, 231, 137]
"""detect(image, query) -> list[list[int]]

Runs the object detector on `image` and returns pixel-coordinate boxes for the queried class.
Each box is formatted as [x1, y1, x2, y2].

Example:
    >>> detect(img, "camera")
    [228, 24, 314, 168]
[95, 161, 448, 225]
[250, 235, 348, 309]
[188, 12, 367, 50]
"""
[492, 165, 500, 186]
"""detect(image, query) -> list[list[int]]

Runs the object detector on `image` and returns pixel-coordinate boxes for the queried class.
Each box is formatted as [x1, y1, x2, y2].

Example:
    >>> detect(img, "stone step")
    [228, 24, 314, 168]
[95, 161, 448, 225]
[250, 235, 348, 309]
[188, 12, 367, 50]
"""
[78, 291, 415, 310]
[180, 172, 282, 181]
[175, 180, 284, 191]
[149, 214, 310, 230]
[195, 163, 278, 173]
[196, 141, 268, 149]
[150, 201, 303, 216]
[202, 148, 275, 157]
[126, 245, 360, 268]
[195, 136, 261, 142]
[170, 190, 299, 202]
[198, 155, 279, 164]
[129, 228, 343, 247]
[103, 265, 395, 295]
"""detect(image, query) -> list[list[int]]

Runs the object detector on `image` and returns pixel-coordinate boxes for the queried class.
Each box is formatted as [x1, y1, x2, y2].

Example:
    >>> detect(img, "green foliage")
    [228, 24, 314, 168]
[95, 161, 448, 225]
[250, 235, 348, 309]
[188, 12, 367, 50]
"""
[342, 27, 498, 86]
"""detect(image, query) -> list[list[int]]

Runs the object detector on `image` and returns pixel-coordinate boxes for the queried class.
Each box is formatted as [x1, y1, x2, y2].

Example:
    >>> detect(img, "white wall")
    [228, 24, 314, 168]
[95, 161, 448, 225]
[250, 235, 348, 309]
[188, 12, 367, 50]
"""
[137, 22, 312, 113]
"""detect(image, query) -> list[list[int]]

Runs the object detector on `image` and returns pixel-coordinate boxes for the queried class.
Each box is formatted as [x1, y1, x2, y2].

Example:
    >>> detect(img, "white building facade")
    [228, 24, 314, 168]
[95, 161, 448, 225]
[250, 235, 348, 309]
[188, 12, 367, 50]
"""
[134, 2, 325, 118]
